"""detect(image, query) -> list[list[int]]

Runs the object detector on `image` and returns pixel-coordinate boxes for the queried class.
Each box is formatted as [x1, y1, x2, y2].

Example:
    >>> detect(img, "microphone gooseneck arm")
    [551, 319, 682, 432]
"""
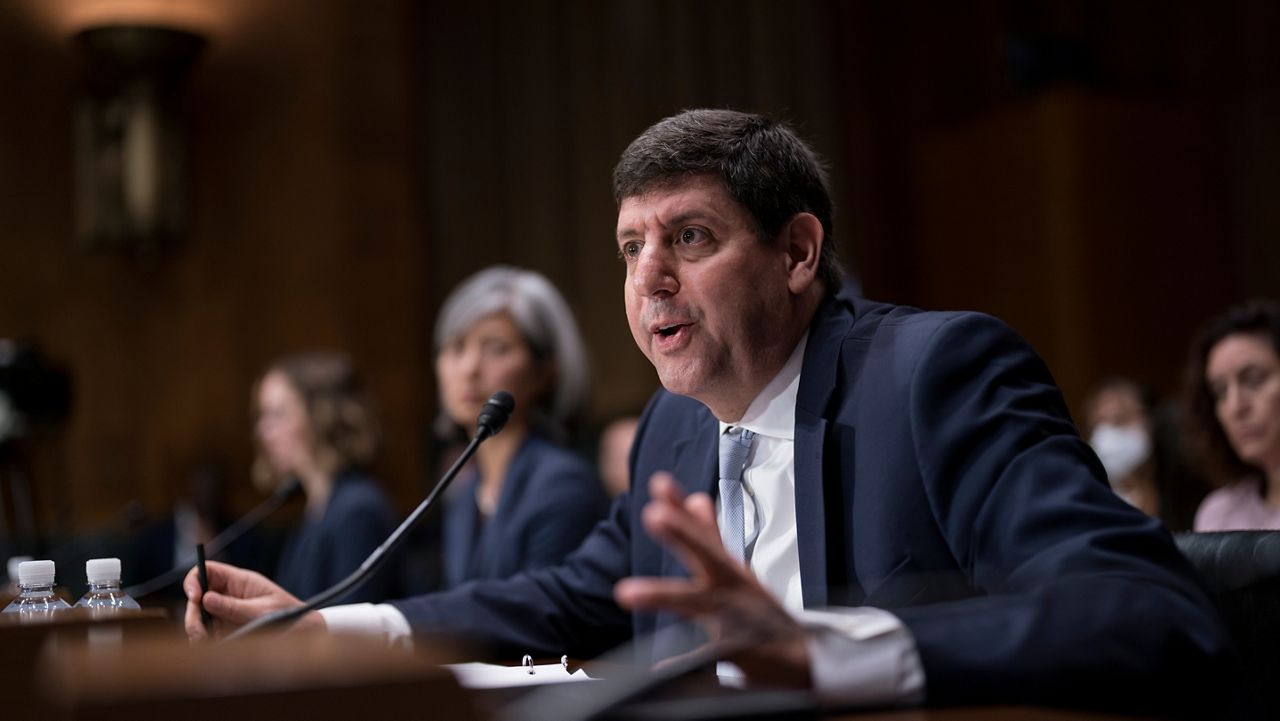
[126, 478, 302, 599]
[224, 391, 515, 641]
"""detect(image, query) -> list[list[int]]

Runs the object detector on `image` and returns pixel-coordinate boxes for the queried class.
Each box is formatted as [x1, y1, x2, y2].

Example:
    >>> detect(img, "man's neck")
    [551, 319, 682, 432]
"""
[704, 291, 822, 423]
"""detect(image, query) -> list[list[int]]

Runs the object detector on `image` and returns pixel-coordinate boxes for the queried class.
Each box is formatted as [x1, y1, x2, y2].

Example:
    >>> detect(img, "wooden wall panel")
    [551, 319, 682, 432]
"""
[0, 0, 428, 530]
[414, 0, 848, 423]
[0, 0, 1276, 539]
[913, 91, 1234, 410]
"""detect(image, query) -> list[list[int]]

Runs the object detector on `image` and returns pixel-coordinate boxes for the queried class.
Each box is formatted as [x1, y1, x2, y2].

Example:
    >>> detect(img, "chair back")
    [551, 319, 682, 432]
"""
[1174, 530, 1280, 720]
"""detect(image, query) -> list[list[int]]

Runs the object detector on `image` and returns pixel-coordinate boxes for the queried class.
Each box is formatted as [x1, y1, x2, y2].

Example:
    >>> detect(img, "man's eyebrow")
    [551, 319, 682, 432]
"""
[615, 226, 642, 243]
[614, 208, 724, 242]
[666, 210, 720, 227]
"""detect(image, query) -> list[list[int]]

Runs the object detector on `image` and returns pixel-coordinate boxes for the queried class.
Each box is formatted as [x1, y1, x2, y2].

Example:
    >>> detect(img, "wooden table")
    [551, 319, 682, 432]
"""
[5, 623, 1161, 721]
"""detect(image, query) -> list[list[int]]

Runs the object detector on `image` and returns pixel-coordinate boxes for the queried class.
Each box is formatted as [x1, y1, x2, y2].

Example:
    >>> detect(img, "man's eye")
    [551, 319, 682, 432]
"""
[619, 241, 641, 259]
[678, 228, 705, 244]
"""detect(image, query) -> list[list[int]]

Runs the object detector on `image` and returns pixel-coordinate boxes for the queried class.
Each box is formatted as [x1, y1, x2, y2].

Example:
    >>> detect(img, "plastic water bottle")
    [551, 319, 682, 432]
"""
[4, 555, 33, 596]
[2, 560, 72, 617]
[75, 558, 141, 613]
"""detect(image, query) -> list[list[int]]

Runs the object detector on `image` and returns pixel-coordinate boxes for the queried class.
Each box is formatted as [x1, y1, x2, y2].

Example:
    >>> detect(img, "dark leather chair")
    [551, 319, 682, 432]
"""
[1174, 531, 1280, 720]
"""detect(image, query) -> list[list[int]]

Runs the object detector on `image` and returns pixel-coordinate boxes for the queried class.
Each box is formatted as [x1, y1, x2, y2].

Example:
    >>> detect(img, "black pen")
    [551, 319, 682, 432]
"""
[196, 543, 213, 632]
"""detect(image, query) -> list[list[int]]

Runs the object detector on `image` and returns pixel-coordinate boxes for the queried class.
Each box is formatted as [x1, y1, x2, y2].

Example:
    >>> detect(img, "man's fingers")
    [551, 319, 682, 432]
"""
[182, 566, 202, 600]
[684, 492, 718, 529]
[184, 595, 209, 641]
[183, 566, 210, 641]
[648, 472, 686, 506]
[642, 500, 716, 580]
[643, 494, 745, 585]
[614, 577, 716, 617]
[201, 590, 288, 626]
[205, 560, 257, 595]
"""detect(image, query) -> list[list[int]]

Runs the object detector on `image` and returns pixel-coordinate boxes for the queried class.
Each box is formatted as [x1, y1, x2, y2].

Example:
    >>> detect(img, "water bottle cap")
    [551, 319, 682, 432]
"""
[85, 557, 122, 584]
[17, 559, 55, 587]
[6, 555, 33, 583]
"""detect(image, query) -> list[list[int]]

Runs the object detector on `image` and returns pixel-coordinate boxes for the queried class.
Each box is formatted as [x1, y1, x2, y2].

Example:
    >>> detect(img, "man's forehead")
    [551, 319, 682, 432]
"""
[616, 176, 737, 232]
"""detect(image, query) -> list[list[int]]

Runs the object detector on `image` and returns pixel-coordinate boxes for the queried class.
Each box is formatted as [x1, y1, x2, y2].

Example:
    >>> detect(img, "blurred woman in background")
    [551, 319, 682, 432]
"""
[1186, 300, 1280, 530]
[1084, 378, 1160, 518]
[255, 352, 400, 603]
[434, 266, 608, 588]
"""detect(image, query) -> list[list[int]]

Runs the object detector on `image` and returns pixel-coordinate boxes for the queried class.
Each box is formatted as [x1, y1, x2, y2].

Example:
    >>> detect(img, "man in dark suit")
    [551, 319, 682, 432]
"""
[187, 109, 1228, 712]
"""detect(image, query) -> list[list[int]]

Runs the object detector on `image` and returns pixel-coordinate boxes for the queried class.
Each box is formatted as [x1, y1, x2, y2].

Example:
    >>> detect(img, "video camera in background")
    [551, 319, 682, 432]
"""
[0, 340, 72, 562]
[0, 340, 71, 443]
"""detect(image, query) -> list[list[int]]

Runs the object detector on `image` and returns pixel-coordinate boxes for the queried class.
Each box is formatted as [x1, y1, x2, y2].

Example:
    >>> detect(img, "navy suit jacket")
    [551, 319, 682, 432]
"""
[276, 471, 400, 604]
[392, 293, 1229, 710]
[442, 433, 609, 588]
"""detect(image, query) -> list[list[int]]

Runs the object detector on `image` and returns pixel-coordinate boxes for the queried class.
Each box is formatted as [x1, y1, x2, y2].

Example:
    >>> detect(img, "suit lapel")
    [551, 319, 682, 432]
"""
[646, 406, 718, 662]
[793, 294, 858, 609]
[794, 408, 829, 608]
[658, 407, 717, 581]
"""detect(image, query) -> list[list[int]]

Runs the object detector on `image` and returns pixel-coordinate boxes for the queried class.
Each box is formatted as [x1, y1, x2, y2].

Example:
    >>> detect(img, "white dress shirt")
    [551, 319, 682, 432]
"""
[322, 335, 925, 706]
[713, 335, 924, 706]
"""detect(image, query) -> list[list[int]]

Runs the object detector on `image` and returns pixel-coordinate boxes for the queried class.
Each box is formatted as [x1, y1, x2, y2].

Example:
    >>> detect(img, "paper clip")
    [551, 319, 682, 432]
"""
[522, 653, 534, 674]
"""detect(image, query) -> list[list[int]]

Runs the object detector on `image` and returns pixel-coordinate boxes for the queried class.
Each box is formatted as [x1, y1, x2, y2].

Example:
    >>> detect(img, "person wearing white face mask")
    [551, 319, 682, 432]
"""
[1085, 378, 1159, 517]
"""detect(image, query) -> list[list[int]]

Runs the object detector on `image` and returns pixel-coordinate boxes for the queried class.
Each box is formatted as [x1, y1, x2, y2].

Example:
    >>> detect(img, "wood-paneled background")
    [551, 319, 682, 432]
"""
[0, 0, 1275, 537]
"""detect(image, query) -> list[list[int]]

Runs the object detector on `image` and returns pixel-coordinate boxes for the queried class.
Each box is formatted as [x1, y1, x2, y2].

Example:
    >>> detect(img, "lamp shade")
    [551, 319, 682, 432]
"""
[71, 25, 205, 252]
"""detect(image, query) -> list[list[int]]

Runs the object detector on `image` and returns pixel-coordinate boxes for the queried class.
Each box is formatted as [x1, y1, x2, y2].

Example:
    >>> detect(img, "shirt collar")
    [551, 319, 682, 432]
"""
[718, 334, 807, 441]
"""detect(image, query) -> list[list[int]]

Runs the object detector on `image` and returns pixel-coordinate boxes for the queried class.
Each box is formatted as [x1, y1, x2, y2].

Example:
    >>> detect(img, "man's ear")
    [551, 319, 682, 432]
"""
[782, 212, 823, 295]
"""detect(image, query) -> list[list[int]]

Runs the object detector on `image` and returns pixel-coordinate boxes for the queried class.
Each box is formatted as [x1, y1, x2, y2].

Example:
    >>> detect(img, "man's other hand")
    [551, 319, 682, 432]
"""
[614, 472, 812, 689]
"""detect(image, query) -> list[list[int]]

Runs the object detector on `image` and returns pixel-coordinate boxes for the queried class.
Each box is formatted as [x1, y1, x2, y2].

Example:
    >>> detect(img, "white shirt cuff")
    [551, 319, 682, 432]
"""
[799, 606, 926, 707]
[317, 603, 415, 650]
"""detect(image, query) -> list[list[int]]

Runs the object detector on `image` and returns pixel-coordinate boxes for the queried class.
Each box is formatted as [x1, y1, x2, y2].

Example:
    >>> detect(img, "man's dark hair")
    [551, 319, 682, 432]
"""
[1183, 299, 1280, 491]
[613, 109, 843, 292]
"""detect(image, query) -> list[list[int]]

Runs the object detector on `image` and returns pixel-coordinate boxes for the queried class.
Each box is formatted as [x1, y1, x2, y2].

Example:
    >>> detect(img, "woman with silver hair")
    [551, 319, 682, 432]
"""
[434, 266, 608, 588]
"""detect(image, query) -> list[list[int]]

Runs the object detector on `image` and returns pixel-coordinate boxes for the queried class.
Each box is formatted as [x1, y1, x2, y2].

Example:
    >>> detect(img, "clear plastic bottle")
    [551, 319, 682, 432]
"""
[4, 555, 33, 597]
[2, 560, 72, 617]
[75, 558, 141, 613]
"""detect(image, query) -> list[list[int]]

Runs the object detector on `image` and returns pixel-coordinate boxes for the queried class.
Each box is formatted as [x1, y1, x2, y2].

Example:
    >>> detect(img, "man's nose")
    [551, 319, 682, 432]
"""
[632, 245, 677, 298]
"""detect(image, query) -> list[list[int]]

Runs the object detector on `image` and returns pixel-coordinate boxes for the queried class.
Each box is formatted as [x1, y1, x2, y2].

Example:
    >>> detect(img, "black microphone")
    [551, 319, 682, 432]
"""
[224, 391, 516, 640]
[476, 390, 514, 440]
[126, 478, 302, 599]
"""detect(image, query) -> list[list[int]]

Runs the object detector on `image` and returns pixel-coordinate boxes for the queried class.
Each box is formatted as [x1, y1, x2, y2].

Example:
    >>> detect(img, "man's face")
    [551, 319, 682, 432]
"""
[616, 175, 795, 420]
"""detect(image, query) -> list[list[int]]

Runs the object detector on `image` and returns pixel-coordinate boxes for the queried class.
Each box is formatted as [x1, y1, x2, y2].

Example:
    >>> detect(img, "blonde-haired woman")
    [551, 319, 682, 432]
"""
[254, 352, 399, 603]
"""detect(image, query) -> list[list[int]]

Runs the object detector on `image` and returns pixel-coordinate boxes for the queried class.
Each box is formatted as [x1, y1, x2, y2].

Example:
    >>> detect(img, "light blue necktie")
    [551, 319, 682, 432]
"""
[718, 426, 757, 563]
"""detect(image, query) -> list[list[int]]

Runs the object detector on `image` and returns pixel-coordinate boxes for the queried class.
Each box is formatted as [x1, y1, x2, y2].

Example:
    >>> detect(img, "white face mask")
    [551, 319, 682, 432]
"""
[1089, 423, 1152, 483]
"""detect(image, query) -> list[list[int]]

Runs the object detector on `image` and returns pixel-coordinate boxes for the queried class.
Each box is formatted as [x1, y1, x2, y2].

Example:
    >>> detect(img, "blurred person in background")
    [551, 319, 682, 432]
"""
[433, 266, 608, 588]
[256, 352, 400, 603]
[1186, 300, 1280, 531]
[130, 459, 262, 601]
[597, 415, 639, 498]
[1084, 378, 1160, 518]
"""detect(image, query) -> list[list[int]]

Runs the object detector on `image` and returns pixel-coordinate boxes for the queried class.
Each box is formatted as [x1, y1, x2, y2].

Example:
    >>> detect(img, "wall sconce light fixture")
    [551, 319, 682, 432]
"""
[72, 25, 205, 253]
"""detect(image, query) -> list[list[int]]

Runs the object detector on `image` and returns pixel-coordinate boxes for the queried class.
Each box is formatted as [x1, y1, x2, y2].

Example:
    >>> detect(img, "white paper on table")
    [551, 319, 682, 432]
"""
[445, 662, 595, 689]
